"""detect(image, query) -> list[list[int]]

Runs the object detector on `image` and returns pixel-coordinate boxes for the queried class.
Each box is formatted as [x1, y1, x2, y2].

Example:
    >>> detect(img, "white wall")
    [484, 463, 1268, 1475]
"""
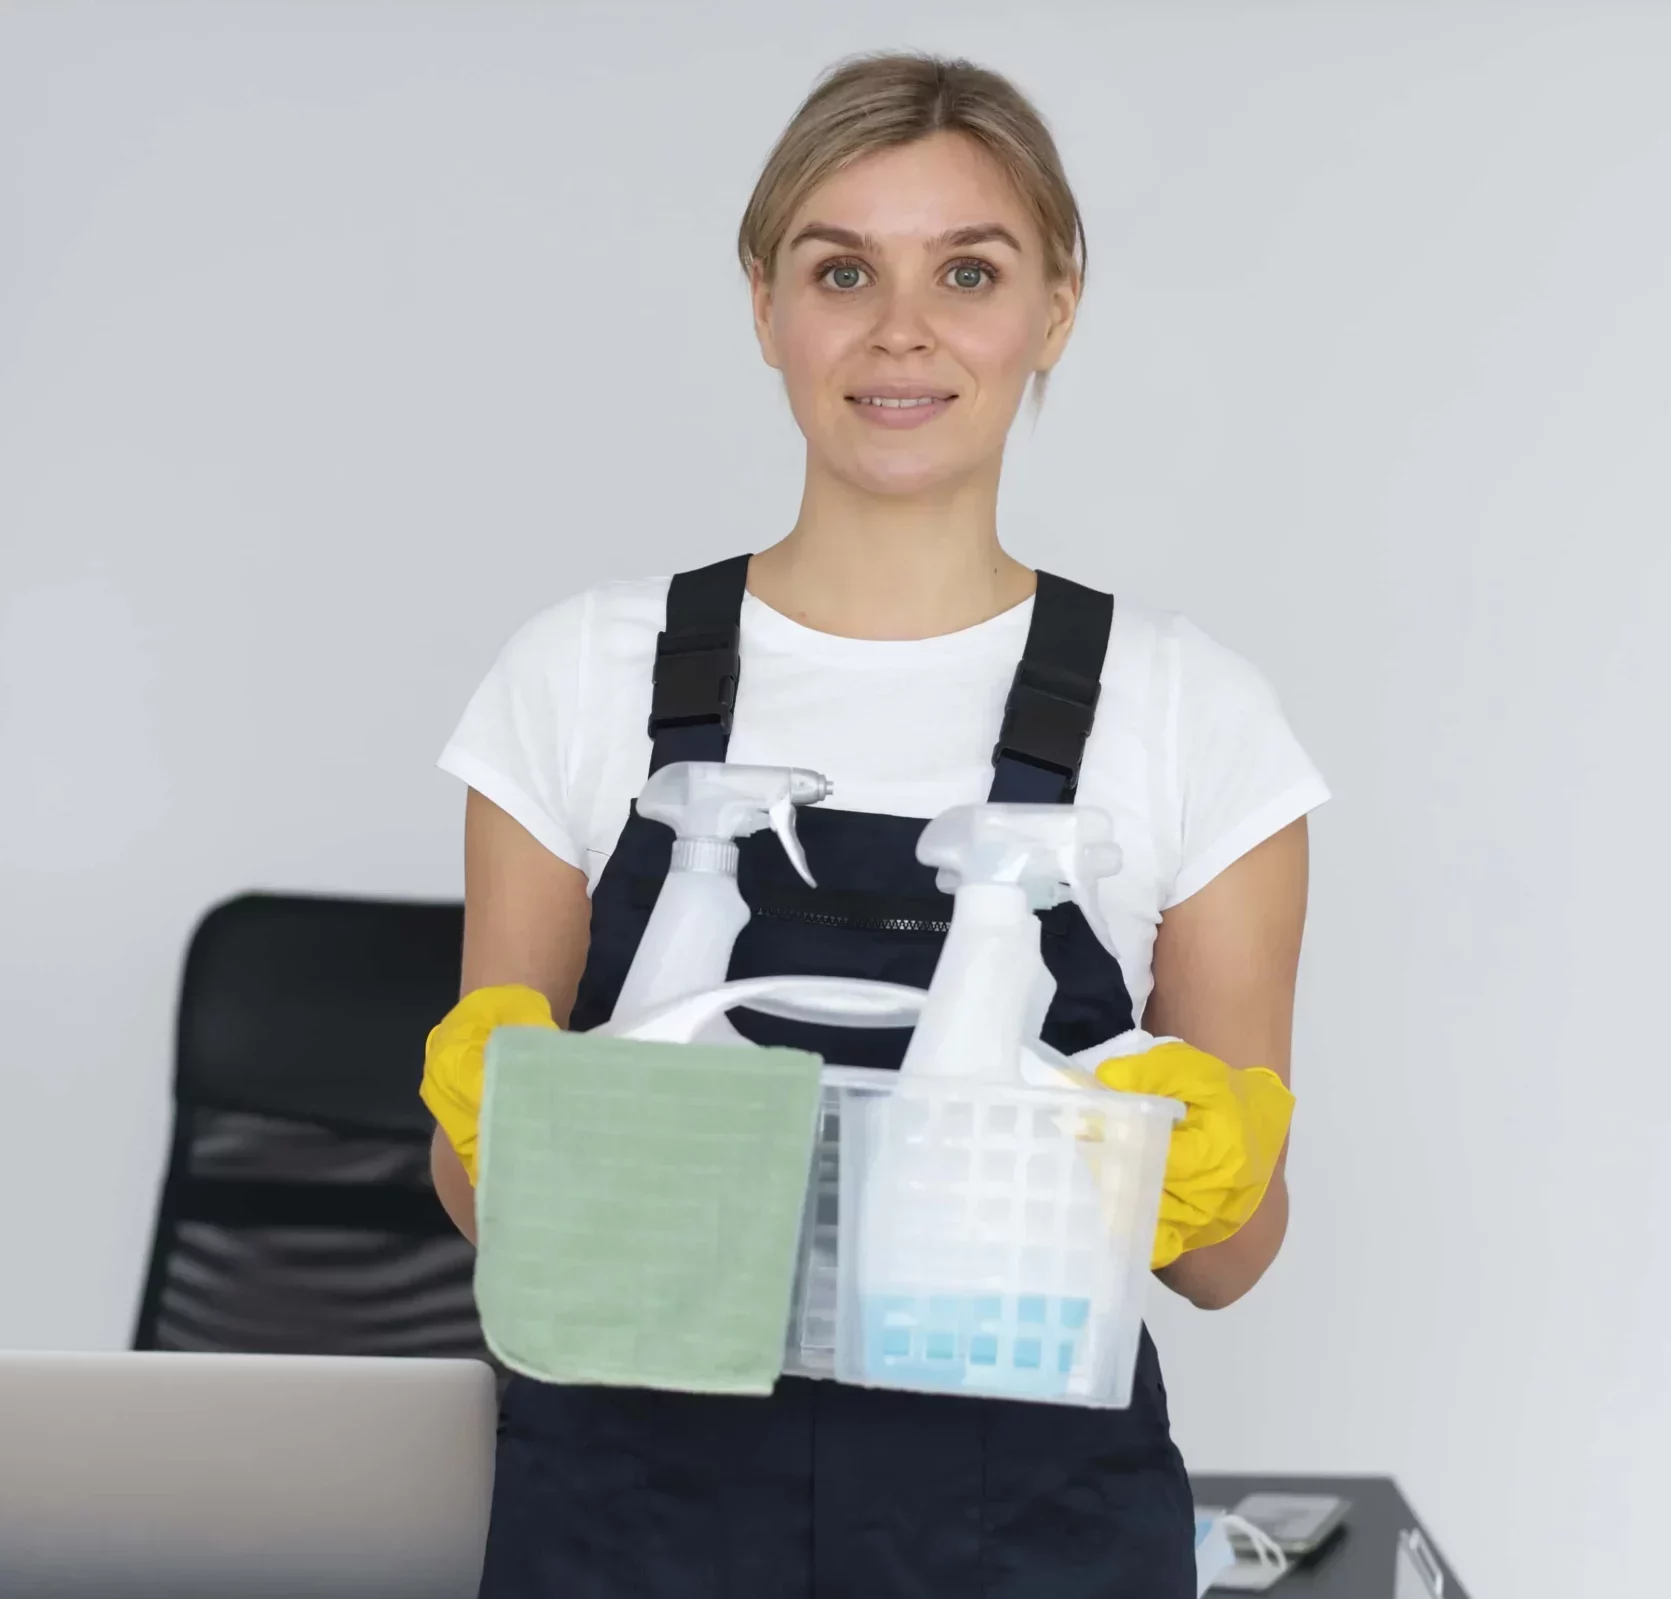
[4, 3, 1667, 1592]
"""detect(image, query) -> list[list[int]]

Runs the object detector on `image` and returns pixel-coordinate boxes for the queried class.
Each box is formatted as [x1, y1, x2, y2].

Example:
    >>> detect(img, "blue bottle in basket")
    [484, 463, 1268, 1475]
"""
[861, 1290, 1095, 1400]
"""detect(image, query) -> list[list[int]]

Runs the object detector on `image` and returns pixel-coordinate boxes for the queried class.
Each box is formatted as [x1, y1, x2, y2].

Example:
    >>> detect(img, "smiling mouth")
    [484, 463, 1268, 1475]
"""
[847, 393, 956, 409]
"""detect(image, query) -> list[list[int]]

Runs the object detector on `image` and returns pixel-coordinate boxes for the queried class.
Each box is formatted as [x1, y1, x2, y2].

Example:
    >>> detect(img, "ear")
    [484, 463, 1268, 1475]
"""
[1034, 269, 1081, 376]
[749, 258, 782, 371]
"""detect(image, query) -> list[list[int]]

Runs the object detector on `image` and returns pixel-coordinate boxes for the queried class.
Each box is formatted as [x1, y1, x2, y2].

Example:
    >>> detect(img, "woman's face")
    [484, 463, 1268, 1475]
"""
[752, 131, 1078, 500]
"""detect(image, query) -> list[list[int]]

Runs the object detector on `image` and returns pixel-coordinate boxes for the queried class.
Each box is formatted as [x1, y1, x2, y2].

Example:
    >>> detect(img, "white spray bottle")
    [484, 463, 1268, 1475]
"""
[897, 804, 1122, 1085]
[609, 762, 832, 1029]
[854, 804, 1129, 1399]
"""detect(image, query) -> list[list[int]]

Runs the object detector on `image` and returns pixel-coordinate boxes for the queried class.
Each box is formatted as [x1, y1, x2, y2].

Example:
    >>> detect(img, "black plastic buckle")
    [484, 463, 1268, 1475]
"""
[648, 625, 740, 737]
[991, 659, 1101, 792]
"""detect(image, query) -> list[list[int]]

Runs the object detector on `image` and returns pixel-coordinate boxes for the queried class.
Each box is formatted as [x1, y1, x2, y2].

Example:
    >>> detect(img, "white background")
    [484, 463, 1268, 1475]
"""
[4, 3, 1669, 1593]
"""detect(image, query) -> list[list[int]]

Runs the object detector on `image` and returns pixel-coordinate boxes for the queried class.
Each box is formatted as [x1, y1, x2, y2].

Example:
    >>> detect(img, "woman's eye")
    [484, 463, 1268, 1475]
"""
[822, 262, 868, 291]
[818, 259, 995, 292]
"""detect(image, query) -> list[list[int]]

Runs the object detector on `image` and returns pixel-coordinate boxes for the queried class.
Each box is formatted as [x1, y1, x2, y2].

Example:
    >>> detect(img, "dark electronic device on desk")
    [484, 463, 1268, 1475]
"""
[1232, 1493, 1351, 1562]
[1191, 1474, 1469, 1598]
[1190, 1493, 1350, 1591]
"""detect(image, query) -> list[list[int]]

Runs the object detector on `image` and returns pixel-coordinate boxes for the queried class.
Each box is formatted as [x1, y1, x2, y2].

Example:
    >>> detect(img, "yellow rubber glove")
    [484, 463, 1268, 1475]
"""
[1094, 1042, 1295, 1270]
[419, 984, 557, 1185]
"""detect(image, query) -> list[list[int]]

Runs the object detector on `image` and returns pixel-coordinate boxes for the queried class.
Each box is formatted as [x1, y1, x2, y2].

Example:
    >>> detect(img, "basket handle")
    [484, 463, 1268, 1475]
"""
[601, 976, 1103, 1093]
[600, 975, 928, 1043]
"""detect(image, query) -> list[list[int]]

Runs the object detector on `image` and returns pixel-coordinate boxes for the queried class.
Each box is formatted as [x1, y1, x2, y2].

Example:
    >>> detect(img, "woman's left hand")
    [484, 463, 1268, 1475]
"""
[1094, 1041, 1295, 1270]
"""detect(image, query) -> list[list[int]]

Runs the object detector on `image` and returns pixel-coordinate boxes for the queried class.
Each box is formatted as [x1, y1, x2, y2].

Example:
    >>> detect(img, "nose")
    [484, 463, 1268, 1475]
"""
[867, 284, 936, 357]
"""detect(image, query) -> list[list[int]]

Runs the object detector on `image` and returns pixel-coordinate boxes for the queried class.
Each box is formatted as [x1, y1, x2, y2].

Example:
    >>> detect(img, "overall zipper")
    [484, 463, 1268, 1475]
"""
[629, 875, 950, 935]
[629, 876, 1070, 939]
[752, 900, 950, 937]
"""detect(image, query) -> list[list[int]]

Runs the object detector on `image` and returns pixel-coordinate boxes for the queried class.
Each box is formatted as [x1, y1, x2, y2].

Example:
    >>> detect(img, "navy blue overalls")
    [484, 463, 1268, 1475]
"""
[477, 557, 1195, 1599]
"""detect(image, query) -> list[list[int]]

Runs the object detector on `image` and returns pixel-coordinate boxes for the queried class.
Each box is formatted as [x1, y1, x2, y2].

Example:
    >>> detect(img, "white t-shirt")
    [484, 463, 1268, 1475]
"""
[439, 577, 1330, 1023]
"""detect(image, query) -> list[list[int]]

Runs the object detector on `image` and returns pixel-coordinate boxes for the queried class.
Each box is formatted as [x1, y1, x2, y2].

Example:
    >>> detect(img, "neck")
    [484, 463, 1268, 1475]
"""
[748, 452, 1035, 640]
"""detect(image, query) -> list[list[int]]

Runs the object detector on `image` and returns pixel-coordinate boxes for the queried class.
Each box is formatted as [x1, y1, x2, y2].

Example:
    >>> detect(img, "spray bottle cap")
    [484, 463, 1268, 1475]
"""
[915, 803, 1122, 953]
[638, 762, 832, 886]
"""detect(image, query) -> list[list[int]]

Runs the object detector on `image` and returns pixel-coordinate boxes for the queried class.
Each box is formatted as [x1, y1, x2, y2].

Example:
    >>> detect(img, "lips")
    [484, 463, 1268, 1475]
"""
[847, 392, 957, 409]
[844, 391, 957, 429]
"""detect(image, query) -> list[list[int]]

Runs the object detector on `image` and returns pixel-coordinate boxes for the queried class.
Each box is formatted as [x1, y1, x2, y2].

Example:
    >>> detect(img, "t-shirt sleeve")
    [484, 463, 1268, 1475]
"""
[437, 591, 593, 869]
[1161, 616, 1331, 909]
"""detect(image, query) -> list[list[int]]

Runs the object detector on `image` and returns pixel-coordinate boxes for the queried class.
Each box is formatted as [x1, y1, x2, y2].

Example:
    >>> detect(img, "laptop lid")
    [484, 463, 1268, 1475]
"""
[0, 1350, 495, 1599]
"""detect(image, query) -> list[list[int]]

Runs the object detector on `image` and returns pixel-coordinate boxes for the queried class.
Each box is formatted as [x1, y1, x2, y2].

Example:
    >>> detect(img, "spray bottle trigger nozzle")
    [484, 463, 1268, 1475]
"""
[769, 794, 818, 888]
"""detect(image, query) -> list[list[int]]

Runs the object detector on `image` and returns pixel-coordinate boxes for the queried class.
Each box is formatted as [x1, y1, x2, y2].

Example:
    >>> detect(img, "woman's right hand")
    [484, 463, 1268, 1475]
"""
[420, 984, 558, 1185]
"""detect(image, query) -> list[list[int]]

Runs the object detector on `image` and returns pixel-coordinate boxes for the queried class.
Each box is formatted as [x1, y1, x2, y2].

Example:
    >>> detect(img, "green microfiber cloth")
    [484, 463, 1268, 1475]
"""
[473, 1026, 822, 1396]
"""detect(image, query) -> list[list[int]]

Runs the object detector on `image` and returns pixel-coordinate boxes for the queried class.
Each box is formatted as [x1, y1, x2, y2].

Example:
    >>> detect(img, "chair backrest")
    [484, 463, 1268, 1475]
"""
[133, 892, 487, 1361]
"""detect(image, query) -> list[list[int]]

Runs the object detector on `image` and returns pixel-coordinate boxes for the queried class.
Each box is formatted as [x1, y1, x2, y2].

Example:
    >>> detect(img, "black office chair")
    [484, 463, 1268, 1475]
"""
[133, 892, 488, 1360]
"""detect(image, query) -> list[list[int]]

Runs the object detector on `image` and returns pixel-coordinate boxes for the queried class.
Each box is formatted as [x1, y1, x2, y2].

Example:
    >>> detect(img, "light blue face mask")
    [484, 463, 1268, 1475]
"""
[1195, 1512, 1289, 1595]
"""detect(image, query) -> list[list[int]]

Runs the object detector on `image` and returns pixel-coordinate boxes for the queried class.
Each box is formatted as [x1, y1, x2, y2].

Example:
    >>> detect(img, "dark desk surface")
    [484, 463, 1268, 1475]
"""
[1191, 1475, 1470, 1598]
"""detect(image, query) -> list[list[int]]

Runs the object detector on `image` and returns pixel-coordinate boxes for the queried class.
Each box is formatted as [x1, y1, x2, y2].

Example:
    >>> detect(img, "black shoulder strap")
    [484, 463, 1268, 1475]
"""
[988, 571, 1113, 803]
[647, 554, 751, 772]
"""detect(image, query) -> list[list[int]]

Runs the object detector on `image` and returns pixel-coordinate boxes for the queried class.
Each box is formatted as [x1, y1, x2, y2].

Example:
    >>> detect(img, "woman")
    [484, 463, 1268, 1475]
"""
[424, 52, 1327, 1599]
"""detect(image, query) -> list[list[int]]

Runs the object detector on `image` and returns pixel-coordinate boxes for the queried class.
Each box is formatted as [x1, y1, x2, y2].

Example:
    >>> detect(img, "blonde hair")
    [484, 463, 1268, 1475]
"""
[738, 52, 1087, 291]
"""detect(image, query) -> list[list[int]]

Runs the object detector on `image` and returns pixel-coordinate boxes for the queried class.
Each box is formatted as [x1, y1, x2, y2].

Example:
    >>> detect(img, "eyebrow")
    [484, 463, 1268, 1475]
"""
[786, 222, 1025, 255]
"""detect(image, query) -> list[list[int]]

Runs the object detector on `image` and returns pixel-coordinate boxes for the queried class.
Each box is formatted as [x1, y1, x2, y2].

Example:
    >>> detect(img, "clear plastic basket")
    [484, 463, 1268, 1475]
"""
[597, 974, 1182, 1411]
[786, 1066, 1181, 1409]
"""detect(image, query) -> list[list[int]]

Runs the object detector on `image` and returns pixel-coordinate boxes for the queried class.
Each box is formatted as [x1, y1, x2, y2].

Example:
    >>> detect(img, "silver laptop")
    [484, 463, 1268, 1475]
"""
[0, 1350, 497, 1599]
